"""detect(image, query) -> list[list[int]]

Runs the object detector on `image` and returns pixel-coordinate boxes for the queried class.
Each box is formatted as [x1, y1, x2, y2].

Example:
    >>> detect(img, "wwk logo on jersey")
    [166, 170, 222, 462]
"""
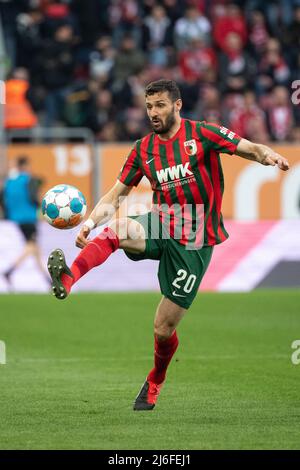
[156, 162, 193, 183]
[184, 139, 197, 156]
[156, 163, 195, 189]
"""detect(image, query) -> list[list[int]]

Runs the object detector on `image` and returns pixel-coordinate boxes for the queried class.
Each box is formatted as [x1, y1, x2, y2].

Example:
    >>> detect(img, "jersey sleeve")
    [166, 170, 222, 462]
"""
[118, 141, 144, 187]
[197, 122, 241, 154]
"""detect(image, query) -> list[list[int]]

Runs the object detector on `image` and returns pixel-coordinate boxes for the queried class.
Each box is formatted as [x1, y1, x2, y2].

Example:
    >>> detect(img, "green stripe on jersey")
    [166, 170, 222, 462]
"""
[196, 122, 221, 243]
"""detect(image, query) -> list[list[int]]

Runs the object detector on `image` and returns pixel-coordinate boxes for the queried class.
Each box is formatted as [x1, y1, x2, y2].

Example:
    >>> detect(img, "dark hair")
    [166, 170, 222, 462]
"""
[17, 156, 29, 168]
[145, 79, 181, 102]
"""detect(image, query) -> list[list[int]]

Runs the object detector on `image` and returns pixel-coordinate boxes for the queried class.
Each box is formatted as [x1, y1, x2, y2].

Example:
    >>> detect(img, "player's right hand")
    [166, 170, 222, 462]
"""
[76, 225, 91, 249]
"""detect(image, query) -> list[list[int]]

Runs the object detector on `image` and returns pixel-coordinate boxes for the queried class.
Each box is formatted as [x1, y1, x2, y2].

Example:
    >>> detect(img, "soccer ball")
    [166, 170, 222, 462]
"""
[42, 184, 87, 229]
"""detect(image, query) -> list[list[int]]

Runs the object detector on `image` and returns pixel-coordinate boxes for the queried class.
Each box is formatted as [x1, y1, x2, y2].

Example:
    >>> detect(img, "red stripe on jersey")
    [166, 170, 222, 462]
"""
[191, 124, 217, 245]
[139, 134, 153, 182]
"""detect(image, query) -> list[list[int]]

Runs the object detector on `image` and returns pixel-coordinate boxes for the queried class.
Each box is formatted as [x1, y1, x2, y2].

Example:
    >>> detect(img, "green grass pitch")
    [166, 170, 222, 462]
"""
[0, 290, 299, 450]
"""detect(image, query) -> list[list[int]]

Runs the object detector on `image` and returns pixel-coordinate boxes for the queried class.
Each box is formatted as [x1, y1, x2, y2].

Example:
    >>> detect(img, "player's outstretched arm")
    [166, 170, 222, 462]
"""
[235, 138, 289, 171]
[76, 180, 132, 248]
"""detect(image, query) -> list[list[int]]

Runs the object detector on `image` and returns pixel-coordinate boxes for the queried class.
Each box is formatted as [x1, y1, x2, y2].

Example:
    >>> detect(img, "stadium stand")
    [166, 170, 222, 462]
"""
[1, 0, 300, 142]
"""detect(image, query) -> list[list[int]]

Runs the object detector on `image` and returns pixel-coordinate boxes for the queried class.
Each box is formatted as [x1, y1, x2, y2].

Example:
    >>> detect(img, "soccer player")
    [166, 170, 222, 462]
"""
[2, 156, 49, 289]
[47, 79, 289, 411]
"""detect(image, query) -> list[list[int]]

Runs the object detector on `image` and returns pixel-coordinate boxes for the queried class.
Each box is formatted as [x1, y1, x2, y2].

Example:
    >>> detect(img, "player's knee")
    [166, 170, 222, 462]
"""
[109, 218, 128, 240]
[154, 322, 176, 341]
[155, 331, 174, 342]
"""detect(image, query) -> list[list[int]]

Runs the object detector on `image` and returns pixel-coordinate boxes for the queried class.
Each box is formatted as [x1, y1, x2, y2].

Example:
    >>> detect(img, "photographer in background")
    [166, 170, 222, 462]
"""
[1, 156, 50, 288]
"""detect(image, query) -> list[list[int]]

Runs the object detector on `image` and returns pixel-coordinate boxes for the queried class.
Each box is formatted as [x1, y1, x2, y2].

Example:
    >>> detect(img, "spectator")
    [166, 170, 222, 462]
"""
[112, 33, 146, 85]
[34, 23, 76, 127]
[282, 6, 300, 70]
[0, 0, 24, 69]
[119, 117, 145, 141]
[228, 89, 269, 142]
[267, 85, 294, 141]
[142, 5, 173, 67]
[2, 156, 50, 289]
[178, 78, 200, 119]
[162, 0, 184, 26]
[196, 84, 223, 124]
[0, 0, 298, 143]
[218, 32, 256, 93]
[111, 77, 134, 114]
[118, 93, 148, 140]
[16, 7, 45, 71]
[94, 88, 115, 132]
[89, 36, 115, 81]
[174, 6, 211, 50]
[62, 81, 99, 131]
[213, 3, 247, 53]
[109, 0, 141, 47]
[99, 121, 119, 141]
[248, 9, 270, 60]
[282, 5, 300, 48]
[4, 68, 38, 129]
[246, 0, 297, 36]
[256, 38, 290, 96]
[178, 37, 217, 82]
[42, 0, 76, 39]
[71, 0, 110, 47]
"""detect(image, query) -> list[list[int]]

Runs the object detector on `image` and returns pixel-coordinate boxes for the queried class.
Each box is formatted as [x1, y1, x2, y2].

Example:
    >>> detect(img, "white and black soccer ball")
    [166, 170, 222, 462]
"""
[42, 184, 87, 229]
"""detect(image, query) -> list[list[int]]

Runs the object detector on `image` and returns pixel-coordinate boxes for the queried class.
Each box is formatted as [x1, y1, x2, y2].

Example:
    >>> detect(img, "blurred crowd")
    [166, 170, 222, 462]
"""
[1, 0, 300, 142]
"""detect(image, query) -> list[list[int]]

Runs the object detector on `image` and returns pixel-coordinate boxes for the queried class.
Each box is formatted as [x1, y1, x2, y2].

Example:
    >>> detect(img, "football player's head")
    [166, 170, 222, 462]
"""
[16, 156, 30, 172]
[145, 80, 182, 135]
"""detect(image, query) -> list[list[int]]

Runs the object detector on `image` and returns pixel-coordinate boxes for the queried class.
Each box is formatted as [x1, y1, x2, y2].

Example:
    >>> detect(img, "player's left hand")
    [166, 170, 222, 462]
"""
[261, 152, 289, 171]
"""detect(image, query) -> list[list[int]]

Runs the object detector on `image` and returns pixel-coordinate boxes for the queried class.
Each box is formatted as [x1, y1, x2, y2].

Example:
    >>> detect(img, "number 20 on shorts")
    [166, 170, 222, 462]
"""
[172, 269, 197, 293]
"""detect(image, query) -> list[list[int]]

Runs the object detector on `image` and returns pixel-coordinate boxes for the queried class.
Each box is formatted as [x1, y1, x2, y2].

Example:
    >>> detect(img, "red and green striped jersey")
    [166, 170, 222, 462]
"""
[118, 119, 241, 247]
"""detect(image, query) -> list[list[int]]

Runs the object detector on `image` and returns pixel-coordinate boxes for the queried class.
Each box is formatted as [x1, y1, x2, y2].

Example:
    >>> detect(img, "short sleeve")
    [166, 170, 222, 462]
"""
[197, 122, 241, 154]
[118, 141, 144, 187]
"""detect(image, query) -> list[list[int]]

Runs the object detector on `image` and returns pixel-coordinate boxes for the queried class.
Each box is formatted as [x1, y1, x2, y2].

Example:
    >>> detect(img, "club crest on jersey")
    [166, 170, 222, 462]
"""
[184, 139, 197, 156]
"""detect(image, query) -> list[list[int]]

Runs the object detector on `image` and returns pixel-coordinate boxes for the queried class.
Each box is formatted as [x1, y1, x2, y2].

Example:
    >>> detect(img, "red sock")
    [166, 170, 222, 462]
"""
[147, 331, 179, 385]
[61, 227, 119, 293]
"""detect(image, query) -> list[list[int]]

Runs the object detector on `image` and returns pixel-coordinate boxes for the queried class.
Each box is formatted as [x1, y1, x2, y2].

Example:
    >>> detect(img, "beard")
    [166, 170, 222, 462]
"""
[150, 107, 176, 134]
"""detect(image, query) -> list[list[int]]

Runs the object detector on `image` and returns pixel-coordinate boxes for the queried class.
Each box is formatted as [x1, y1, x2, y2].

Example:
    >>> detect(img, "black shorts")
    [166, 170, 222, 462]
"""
[18, 223, 37, 242]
